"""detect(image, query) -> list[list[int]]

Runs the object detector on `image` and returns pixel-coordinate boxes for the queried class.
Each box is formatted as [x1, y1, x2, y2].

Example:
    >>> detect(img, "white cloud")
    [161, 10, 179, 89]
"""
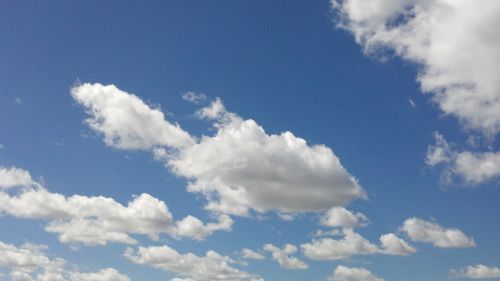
[301, 229, 378, 260]
[332, 0, 500, 136]
[0, 166, 39, 190]
[182, 92, 207, 104]
[124, 245, 263, 281]
[169, 98, 366, 215]
[426, 132, 500, 185]
[328, 265, 384, 281]
[320, 207, 369, 228]
[240, 249, 265, 260]
[0, 240, 130, 281]
[72, 83, 194, 150]
[263, 244, 308, 270]
[174, 214, 233, 241]
[401, 218, 475, 248]
[69, 268, 130, 281]
[0, 166, 231, 246]
[379, 233, 416, 256]
[450, 264, 500, 279]
[74, 86, 366, 216]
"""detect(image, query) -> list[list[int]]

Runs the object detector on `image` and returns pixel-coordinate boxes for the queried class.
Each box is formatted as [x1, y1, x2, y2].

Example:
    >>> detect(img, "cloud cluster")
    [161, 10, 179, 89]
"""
[0, 166, 39, 190]
[426, 132, 500, 185]
[401, 218, 475, 248]
[332, 0, 500, 136]
[73, 83, 367, 216]
[0, 166, 232, 246]
[0, 240, 130, 281]
[450, 264, 500, 279]
[263, 244, 308, 270]
[124, 245, 263, 281]
[328, 265, 384, 281]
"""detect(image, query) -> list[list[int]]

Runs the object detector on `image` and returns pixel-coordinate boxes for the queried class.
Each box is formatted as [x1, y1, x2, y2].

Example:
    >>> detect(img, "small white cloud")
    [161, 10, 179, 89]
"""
[408, 99, 416, 108]
[328, 265, 384, 281]
[182, 92, 207, 104]
[320, 207, 369, 228]
[450, 264, 500, 279]
[14, 98, 22, 104]
[400, 217, 475, 248]
[426, 132, 500, 185]
[240, 248, 265, 260]
[301, 229, 378, 260]
[379, 233, 416, 256]
[124, 245, 262, 281]
[263, 244, 308, 270]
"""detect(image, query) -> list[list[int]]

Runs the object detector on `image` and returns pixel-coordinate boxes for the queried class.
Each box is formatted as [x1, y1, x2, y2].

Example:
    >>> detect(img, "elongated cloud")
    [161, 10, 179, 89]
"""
[0, 166, 232, 246]
[301, 229, 415, 260]
[450, 264, 500, 279]
[72, 83, 194, 150]
[263, 244, 308, 270]
[332, 0, 500, 136]
[124, 245, 263, 281]
[73, 84, 366, 216]
[328, 265, 384, 281]
[0, 241, 130, 281]
[301, 229, 379, 260]
[426, 132, 500, 185]
[401, 218, 475, 248]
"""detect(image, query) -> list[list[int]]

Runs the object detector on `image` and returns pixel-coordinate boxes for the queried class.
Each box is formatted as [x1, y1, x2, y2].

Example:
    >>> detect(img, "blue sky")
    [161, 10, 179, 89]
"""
[0, 1, 499, 281]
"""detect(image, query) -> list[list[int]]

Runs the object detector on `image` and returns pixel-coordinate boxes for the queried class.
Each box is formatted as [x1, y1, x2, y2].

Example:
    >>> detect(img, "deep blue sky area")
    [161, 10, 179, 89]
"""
[0, 1, 498, 281]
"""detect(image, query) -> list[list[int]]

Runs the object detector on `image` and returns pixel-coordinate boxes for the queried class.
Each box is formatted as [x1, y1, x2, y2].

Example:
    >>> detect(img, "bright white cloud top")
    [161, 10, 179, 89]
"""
[328, 265, 384, 281]
[450, 264, 500, 279]
[401, 218, 475, 248]
[73, 83, 367, 216]
[263, 244, 308, 270]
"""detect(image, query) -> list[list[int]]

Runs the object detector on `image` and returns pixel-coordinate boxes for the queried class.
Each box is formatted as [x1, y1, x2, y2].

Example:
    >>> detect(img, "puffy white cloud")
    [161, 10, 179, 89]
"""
[74, 86, 366, 216]
[301, 229, 378, 260]
[401, 218, 475, 248]
[0, 166, 231, 246]
[328, 265, 384, 281]
[174, 214, 233, 241]
[124, 245, 262, 281]
[262, 244, 308, 270]
[426, 132, 500, 185]
[379, 233, 416, 256]
[240, 249, 265, 260]
[169, 98, 366, 215]
[332, 0, 500, 136]
[72, 83, 194, 150]
[320, 207, 369, 228]
[0, 241, 130, 281]
[450, 264, 500, 279]
[0, 166, 39, 190]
